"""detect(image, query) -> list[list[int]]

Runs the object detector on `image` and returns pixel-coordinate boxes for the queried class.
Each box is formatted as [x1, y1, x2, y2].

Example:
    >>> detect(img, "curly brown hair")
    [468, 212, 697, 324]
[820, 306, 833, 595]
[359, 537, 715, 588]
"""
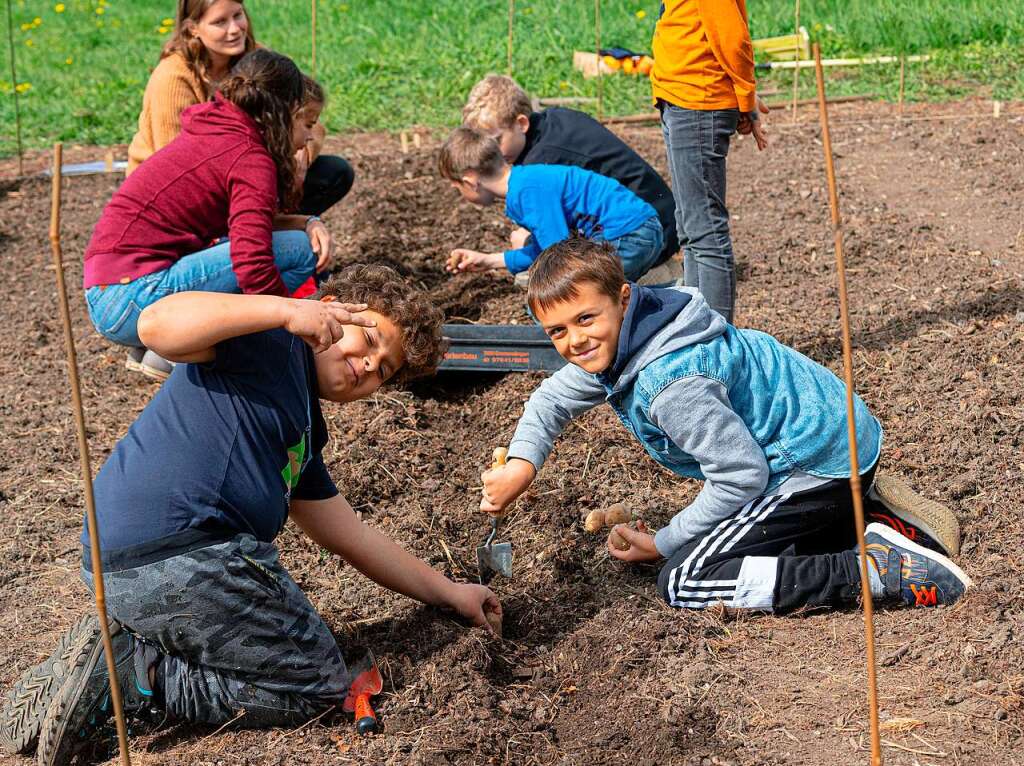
[315, 264, 447, 383]
[217, 49, 303, 211]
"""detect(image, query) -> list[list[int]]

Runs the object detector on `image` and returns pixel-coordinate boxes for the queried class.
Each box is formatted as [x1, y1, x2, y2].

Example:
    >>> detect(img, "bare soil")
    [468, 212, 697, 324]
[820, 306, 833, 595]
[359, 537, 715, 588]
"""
[1, 99, 1022, 766]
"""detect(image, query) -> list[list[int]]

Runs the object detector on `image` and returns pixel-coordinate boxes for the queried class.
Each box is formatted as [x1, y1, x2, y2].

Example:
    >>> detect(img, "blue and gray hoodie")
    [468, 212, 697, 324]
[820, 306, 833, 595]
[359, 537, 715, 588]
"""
[507, 286, 882, 558]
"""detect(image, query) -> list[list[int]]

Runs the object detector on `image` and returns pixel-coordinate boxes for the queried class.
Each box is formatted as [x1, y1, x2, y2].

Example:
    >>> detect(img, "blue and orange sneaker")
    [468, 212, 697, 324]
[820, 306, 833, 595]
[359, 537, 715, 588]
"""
[864, 523, 971, 608]
[867, 473, 961, 557]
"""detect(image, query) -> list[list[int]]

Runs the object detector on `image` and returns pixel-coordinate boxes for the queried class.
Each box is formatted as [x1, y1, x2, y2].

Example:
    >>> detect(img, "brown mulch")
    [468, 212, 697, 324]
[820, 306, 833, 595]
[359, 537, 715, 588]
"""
[1, 98, 1022, 765]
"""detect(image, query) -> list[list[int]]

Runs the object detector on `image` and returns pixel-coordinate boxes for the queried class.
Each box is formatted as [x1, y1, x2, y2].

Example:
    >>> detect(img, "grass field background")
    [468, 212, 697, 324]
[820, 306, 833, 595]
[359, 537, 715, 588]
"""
[2, 0, 1023, 156]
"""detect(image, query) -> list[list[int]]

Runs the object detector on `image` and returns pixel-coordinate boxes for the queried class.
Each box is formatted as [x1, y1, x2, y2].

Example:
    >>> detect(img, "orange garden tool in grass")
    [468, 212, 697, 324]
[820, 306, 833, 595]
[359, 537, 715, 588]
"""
[476, 448, 514, 585]
[343, 650, 383, 736]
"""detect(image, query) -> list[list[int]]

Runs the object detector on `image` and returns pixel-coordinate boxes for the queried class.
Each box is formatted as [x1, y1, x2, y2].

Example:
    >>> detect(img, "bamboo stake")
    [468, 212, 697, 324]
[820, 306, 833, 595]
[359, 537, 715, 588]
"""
[506, 0, 514, 75]
[898, 56, 905, 116]
[594, 0, 603, 121]
[49, 143, 133, 766]
[5, 0, 23, 176]
[812, 45, 883, 766]
[790, 0, 800, 122]
[310, 0, 316, 77]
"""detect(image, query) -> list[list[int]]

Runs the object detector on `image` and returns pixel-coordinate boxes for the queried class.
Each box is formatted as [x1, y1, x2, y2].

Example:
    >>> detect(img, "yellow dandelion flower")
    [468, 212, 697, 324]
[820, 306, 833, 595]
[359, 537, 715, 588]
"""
[559, 80, 569, 90]
[65, 56, 73, 64]
[158, 26, 169, 34]
[24, 38, 34, 46]
[20, 22, 30, 31]
[55, 3, 66, 11]
[95, 7, 105, 15]
[635, 9, 646, 19]
[33, 17, 42, 26]
[162, 17, 173, 25]
[15, 82, 31, 93]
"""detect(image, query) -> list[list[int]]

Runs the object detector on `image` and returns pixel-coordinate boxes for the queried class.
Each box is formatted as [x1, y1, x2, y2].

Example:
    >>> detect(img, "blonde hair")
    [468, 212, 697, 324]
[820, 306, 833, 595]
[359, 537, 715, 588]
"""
[437, 127, 506, 181]
[461, 74, 533, 130]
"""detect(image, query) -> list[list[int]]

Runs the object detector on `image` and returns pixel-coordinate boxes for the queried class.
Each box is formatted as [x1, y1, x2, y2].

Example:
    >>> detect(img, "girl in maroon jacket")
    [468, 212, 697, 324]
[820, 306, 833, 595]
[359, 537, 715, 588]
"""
[84, 49, 325, 379]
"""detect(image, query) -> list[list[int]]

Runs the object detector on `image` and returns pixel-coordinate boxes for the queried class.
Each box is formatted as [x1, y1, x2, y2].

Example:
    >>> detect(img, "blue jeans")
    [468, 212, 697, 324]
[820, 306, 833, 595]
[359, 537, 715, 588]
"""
[595, 215, 664, 282]
[659, 103, 738, 323]
[85, 230, 315, 347]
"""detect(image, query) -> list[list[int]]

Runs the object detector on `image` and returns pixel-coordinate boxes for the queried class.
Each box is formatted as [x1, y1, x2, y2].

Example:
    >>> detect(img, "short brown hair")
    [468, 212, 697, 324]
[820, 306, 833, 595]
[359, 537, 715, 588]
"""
[302, 73, 325, 105]
[316, 264, 447, 383]
[527, 236, 625, 315]
[462, 74, 533, 130]
[437, 127, 506, 182]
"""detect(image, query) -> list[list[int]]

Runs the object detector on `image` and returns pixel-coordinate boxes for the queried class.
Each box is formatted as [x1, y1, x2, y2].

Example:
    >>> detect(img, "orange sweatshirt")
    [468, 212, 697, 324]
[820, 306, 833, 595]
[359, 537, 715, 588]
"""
[650, 0, 757, 113]
[126, 51, 325, 177]
[126, 53, 207, 175]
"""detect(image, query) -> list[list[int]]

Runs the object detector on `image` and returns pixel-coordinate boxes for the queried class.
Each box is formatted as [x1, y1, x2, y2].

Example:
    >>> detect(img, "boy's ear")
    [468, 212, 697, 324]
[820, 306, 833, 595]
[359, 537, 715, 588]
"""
[619, 283, 631, 312]
[514, 113, 531, 134]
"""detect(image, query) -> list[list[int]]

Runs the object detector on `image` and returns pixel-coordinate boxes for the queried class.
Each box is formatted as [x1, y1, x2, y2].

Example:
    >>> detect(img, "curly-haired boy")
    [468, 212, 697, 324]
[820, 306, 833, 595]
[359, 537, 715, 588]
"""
[1, 265, 501, 765]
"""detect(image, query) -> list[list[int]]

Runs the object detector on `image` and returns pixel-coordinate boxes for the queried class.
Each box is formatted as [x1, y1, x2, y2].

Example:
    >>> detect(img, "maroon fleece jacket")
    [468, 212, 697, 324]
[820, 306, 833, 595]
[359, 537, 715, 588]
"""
[84, 93, 288, 296]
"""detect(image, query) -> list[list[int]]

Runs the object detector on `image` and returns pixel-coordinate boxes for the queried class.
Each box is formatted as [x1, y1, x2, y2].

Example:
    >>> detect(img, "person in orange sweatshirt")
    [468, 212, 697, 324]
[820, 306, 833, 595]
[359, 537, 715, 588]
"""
[650, 0, 768, 324]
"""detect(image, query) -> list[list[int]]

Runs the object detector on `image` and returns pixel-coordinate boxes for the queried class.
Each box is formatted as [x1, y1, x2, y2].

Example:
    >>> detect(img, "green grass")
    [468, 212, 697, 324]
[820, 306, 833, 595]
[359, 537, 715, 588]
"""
[2, 0, 1024, 157]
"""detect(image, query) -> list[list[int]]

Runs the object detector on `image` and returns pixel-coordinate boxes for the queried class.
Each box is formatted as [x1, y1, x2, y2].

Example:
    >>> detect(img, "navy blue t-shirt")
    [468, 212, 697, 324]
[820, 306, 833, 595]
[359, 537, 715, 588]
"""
[83, 329, 338, 567]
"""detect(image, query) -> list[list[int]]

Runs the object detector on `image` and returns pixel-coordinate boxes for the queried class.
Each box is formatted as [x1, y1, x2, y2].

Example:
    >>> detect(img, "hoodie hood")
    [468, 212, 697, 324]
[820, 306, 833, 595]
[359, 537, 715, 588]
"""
[604, 285, 728, 395]
[180, 92, 264, 144]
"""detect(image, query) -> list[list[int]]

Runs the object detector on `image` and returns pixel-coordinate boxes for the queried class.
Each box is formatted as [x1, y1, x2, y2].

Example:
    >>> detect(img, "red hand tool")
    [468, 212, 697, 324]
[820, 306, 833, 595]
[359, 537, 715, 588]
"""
[343, 650, 383, 735]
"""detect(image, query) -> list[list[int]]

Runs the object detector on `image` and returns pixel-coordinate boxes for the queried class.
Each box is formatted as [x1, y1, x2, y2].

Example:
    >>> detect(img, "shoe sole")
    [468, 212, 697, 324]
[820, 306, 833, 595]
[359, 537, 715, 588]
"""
[869, 473, 961, 557]
[0, 615, 97, 755]
[866, 522, 973, 594]
[36, 619, 120, 766]
[125, 357, 169, 382]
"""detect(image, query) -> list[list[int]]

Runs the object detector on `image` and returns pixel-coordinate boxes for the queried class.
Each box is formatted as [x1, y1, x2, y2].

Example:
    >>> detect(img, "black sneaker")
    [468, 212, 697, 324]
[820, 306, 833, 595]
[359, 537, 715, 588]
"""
[867, 473, 961, 557]
[36, 619, 161, 766]
[864, 523, 972, 608]
[0, 615, 98, 755]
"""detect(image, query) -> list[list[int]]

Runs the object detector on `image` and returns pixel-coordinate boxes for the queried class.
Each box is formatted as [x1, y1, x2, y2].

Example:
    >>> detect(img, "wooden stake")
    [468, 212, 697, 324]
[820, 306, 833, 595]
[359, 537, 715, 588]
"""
[5, 0, 23, 176]
[993, 100, 1002, 118]
[506, 0, 514, 75]
[400, 131, 409, 154]
[898, 56, 905, 116]
[311, 0, 317, 77]
[790, 0, 800, 122]
[49, 143, 133, 766]
[593, 0, 603, 121]
[812, 45, 883, 766]
[412, 132, 422, 149]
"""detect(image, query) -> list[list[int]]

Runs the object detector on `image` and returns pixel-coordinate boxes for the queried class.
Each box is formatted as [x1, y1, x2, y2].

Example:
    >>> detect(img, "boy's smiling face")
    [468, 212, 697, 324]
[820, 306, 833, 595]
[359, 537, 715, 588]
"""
[536, 281, 631, 374]
[314, 310, 405, 403]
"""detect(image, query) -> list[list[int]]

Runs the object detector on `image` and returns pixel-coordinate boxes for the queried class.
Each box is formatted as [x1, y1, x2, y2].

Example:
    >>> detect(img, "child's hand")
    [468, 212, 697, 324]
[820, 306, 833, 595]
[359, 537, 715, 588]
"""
[607, 521, 662, 562]
[294, 145, 311, 186]
[283, 298, 375, 353]
[305, 218, 334, 272]
[480, 458, 536, 515]
[445, 582, 504, 636]
[446, 249, 505, 273]
[509, 227, 532, 250]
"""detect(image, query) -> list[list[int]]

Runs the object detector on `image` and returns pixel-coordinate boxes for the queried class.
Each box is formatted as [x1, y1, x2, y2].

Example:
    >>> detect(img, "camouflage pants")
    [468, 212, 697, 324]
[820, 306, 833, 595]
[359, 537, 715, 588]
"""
[82, 534, 349, 727]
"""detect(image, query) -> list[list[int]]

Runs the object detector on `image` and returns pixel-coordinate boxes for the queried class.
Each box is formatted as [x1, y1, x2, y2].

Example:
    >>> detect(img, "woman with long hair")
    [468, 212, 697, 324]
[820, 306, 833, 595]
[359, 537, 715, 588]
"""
[85, 49, 327, 378]
[127, 1, 354, 243]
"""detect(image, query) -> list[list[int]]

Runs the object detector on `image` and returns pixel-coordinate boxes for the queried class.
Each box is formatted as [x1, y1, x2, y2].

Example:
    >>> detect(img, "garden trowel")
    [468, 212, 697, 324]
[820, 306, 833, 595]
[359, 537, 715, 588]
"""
[343, 650, 383, 735]
[476, 447, 513, 584]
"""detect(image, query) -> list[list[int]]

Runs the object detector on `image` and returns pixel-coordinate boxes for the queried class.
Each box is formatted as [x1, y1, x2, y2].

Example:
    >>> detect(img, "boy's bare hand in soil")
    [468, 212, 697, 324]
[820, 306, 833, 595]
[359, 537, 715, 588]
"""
[607, 521, 661, 562]
[446, 583, 504, 635]
[480, 458, 536, 515]
[284, 298, 375, 353]
[446, 248, 505, 273]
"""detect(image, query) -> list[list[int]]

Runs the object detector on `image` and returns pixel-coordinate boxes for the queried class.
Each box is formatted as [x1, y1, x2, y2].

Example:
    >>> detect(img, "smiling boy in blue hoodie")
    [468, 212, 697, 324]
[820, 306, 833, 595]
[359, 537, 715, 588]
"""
[480, 237, 970, 613]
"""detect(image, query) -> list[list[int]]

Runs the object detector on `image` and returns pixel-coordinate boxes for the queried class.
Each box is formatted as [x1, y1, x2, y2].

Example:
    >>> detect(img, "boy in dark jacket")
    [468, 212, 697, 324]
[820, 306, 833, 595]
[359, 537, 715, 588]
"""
[479, 238, 968, 613]
[1, 266, 501, 765]
[462, 74, 680, 284]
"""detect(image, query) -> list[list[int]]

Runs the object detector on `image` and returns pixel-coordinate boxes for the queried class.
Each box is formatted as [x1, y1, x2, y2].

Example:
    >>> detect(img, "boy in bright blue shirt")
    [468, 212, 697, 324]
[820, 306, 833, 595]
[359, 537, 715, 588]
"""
[438, 127, 664, 282]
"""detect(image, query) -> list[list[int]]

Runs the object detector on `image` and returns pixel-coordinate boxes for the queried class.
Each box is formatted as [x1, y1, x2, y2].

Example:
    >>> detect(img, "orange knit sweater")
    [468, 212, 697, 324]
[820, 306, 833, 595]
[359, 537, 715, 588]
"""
[127, 53, 208, 175]
[650, 0, 757, 112]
